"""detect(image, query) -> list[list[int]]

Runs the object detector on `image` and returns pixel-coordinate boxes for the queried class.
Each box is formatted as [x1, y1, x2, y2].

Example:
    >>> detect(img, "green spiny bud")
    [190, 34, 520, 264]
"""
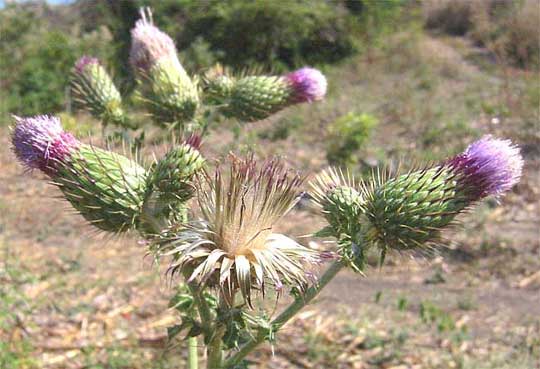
[310, 168, 366, 271]
[221, 76, 290, 122]
[138, 58, 200, 128]
[147, 135, 205, 201]
[140, 136, 205, 233]
[130, 10, 199, 129]
[71, 57, 130, 128]
[219, 67, 327, 122]
[362, 167, 466, 255]
[202, 64, 235, 106]
[55, 145, 148, 233]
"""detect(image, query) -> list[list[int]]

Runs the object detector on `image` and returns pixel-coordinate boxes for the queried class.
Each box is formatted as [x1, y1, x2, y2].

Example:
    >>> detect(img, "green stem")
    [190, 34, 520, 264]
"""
[222, 260, 345, 368]
[188, 336, 199, 369]
[188, 282, 213, 335]
[207, 325, 226, 369]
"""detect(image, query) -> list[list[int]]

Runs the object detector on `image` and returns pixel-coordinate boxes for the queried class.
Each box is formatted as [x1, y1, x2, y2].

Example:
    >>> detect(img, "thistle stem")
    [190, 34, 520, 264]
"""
[188, 282, 213, 335]
[206, 325, 225, 369]
[222, 260, 345, 368]
[188, 336, 198, 369]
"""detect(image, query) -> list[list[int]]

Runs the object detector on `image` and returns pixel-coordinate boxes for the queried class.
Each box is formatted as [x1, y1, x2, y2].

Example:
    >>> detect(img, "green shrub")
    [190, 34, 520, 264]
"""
[142, 0, 405, 71]
[9, 31, 78, 115]
[424, 0, 475, 36]
[326, 112, 378, 166]
[175, 0, 359, 71]
[0, 3, 115, 119]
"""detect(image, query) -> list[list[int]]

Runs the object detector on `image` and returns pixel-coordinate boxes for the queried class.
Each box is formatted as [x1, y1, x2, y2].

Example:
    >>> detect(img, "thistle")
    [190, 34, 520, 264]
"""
[220, 67, 327, 122]
[130, 8, 199, 128]
[312, 136, 523, 267]
[11, 115, 147, 233]
[70, 56, 129, 128]
[141, 135, 206, 232]
[154, 155, 322, 306]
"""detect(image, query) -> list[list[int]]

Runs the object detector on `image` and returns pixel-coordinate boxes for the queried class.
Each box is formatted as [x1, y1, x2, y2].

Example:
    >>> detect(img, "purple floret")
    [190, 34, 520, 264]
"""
[448, 135, 523, 199]
[11, 115, 79, 175]
[75, 56, 99, 74]
[285, 67, 327, 103]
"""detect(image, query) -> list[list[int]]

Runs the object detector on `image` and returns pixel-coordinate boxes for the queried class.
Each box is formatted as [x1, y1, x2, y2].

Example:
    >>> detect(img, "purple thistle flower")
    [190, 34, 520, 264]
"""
[11, 115, 79, 175]
[74, 56, 99, 74]
[129, 9, 178, 72]
[285, 67, 327, 103]
[448, 135, 523, 199]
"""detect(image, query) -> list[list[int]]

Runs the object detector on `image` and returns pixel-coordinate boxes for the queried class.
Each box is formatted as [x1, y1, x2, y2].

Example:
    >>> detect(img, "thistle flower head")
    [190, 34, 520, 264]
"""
[71, 57, 128, 127]
[285, 67, 327, 103]
[129, 8, 178, 72]
[359, 136, 523, 263]
[156, 155, 322, 305]
[311, 137, 523, 269]
[11, 115, 79, 175]
[11, 115, 146, 233]
[448, 135, 523, 199]
[75, 56, 99, 73]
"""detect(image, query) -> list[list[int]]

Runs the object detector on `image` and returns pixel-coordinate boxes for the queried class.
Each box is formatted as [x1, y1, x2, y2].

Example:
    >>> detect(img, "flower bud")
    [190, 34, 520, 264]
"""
[220, 67, 327, 122]
[202, 64, 235, 106]
[12, 115, 147, 233]
[140, 136, 205, 232]
[310, 168, 366, 271]
[71, 57, 129, 128]
[147, 135, 205, 201]
[130, 9, 199, 128]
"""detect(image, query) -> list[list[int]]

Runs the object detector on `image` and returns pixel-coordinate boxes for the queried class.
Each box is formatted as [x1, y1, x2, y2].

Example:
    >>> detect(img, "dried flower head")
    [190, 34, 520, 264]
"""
[156, 155, 322, 305]
[11, 115, 79, 175]
[285, 67, 328, 103]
